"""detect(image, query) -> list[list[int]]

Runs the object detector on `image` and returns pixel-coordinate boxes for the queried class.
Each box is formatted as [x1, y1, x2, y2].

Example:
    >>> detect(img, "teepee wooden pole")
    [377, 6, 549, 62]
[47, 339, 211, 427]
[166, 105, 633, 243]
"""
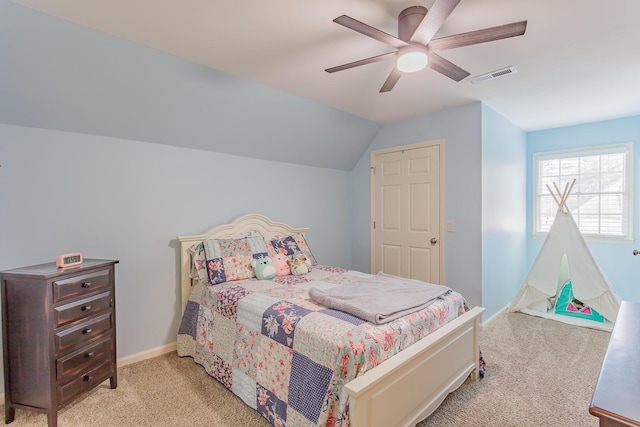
[547, 183, 562, 208]
[561, 180, 576, 213]
[548, 179, 577, 214]
[559, 182, 570, 213]
[553, 182, 567, 212]
[553, 181, 562, 198]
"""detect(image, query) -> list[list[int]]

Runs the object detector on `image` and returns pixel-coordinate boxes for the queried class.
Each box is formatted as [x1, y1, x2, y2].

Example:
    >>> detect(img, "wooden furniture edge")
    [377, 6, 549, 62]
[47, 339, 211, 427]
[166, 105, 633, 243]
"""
[589, 301, 640, 426]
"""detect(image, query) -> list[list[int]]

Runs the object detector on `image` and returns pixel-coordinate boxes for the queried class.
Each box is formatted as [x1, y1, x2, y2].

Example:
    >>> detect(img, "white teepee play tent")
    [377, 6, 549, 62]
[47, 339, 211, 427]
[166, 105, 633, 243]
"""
[509, 180, 620, 330]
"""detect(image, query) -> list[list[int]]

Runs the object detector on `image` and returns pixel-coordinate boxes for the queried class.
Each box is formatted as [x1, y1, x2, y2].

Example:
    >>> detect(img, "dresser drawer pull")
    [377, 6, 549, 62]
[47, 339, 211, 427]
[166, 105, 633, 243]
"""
[81, 305, 92, 311]
[83, 374, 93, 382]
[85, 351, 95, 358]
[81, 282, 92, 288]
[83, 328, 93, 334]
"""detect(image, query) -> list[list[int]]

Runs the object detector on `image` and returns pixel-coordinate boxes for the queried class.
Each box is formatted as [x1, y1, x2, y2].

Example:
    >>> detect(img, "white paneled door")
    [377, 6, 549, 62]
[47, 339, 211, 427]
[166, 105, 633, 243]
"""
[371, 141, 443, 283]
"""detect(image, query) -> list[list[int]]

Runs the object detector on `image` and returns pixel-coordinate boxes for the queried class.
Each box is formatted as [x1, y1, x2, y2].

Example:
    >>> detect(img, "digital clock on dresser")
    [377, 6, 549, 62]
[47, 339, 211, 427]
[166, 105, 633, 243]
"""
[55, 252, 83, 268]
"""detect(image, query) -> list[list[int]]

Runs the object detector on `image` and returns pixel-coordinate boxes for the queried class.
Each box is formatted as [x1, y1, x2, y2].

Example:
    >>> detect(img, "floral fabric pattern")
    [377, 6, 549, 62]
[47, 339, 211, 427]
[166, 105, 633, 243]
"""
[188, 242, 210, 285]
[203, 236, 269, 284]
[257, 384, 288, 426]
[217, 285, 253, 320]
[178, 266, 468, 427]
[273, 275, 312, 286]
[262, 301, 312, 348]
[266, 232, 317, 266]
[189, 231, 259, 285]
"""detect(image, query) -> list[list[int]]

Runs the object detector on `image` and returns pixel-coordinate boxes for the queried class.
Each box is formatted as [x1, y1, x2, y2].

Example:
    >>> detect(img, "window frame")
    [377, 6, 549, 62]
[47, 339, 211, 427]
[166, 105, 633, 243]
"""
[532, 142, 633, 241]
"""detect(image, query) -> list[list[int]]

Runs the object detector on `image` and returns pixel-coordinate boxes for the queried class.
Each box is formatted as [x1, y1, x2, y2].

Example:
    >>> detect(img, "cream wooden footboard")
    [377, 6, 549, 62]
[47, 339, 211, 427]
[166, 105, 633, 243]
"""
[178, 214, 485, 426]
[345, 306, 484, 427]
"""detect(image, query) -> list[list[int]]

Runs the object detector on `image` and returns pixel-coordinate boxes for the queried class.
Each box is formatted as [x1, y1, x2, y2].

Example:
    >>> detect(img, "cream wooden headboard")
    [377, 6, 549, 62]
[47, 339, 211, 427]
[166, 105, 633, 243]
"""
[177, 213, 309, 313]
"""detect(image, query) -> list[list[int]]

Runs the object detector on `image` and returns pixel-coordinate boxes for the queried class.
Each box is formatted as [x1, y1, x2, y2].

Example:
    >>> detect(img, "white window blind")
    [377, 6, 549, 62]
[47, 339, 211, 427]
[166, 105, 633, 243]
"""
[534, 143, 632, 238]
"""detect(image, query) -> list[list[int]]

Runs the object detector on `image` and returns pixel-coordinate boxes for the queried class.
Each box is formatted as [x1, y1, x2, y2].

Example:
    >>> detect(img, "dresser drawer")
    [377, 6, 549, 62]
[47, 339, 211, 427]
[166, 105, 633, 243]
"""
[54, 292, 112, 327]
[55, 312, 113, 354]
[56, 336, 113, 383]
[58, 359, 113, 406]
[53, 269, 112, 304]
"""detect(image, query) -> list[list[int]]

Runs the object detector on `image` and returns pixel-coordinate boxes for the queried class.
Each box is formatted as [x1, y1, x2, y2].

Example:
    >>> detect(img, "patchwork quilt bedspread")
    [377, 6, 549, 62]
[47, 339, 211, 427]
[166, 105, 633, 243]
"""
[177, 265, 468, 427]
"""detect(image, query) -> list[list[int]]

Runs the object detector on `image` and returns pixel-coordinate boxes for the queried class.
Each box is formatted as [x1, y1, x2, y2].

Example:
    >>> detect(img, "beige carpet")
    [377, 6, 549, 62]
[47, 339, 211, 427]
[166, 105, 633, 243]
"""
[419, 311, 610, 427]
[2, 311, 610, 427]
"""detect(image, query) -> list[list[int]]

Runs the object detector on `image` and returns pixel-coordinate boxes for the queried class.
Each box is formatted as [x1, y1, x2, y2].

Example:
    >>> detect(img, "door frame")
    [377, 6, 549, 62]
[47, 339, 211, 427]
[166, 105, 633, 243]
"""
[370, 139, 446, 283]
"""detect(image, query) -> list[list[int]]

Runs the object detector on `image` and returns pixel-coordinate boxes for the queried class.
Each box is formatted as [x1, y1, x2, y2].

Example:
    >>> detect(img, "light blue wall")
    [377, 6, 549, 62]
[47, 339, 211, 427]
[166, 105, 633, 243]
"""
[0, 0, 382, 171]
[527, 116, 640, 302]
[481, 105, 527, 316]
[351, 103, 484, 309]
[0, 124, 353, 368]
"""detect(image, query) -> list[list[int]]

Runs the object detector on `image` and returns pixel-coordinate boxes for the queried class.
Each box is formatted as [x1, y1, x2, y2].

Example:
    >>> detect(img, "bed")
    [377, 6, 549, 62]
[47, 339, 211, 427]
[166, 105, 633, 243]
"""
[176, 214, 484, 427]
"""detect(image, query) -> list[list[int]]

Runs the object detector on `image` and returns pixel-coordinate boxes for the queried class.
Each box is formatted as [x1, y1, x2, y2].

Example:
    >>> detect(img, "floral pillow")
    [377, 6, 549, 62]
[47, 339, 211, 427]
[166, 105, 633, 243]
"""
[265, 232, 317, 266]
[188, 231, 259, 285]
[203, 235, 269, 284]
[188, 242, 209, 285]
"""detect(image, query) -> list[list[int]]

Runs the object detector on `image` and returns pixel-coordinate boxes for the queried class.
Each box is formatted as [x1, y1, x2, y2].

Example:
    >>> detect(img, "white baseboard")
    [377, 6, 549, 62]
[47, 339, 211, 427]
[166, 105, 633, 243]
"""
[0, 342, 178, 400]
[117, 341, 177, 367]
[481, 304, 509, 328]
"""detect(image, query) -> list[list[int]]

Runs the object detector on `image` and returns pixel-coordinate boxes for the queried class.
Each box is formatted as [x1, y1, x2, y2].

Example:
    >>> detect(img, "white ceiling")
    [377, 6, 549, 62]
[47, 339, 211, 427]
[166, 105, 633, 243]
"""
[10, 0, 640, 131]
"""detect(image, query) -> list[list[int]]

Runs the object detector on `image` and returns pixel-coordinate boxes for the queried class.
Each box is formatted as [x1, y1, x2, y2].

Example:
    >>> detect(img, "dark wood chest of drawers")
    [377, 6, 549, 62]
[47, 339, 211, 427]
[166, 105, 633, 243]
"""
[1, 259, 118, 427]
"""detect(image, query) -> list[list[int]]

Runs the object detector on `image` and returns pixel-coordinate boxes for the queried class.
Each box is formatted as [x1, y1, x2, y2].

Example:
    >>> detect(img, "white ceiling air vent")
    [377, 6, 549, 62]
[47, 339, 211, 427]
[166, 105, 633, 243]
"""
[468, 66, 518, 84]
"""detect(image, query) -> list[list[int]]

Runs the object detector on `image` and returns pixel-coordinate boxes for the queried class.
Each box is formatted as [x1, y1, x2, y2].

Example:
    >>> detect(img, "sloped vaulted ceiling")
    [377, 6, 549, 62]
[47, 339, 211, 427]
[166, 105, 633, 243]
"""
[0, 1, 382, 171]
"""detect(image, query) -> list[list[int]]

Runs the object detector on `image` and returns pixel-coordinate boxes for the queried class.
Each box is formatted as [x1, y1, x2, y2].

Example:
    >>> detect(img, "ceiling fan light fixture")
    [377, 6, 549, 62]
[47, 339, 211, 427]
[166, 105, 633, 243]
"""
[397, 45, 428, 73]
[326, 2, 527, 92]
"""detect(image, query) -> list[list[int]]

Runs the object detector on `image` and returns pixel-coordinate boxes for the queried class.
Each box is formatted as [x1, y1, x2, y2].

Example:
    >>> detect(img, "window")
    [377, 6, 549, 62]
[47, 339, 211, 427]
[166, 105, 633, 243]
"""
[534, 143, 632, 239]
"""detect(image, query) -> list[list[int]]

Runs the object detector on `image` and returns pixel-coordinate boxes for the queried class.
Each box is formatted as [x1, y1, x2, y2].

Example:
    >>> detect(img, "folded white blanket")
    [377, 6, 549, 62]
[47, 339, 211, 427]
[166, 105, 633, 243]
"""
[309, 272, 451, 324]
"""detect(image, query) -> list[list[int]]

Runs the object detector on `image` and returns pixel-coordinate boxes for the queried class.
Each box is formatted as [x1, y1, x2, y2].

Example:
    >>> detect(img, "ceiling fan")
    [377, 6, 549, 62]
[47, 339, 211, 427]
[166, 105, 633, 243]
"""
[325, 0, 527, 92]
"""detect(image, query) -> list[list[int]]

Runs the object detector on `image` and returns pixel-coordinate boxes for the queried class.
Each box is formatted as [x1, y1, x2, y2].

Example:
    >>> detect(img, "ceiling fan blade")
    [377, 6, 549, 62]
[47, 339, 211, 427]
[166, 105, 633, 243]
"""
[325, 52, 397, 73]
[380, 67, 403, 93]
[334, 15, 408, 49]
[427, 52, 470, 81]
[429, 21, 528, 51]
[410, 0, 461, 45]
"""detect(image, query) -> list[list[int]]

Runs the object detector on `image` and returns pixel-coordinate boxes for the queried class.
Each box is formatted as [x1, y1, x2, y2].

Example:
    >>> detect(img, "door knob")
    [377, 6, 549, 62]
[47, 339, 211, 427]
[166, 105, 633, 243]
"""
[634, 249, 640, 256]
[430, 237, 438, 244]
